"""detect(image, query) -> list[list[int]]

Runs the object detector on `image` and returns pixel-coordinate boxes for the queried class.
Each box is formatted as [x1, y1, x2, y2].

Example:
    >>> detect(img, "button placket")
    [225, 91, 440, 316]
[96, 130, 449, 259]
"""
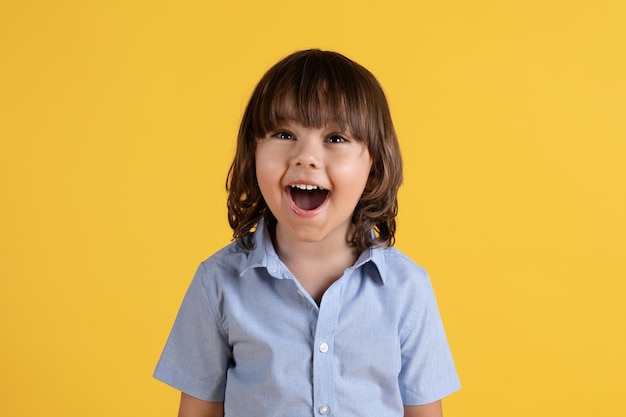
[312, 284, 341, 417]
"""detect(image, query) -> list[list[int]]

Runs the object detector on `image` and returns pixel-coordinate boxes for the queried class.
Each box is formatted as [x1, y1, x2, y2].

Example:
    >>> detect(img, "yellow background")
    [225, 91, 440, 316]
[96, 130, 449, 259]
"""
[1, 1, 624, 416]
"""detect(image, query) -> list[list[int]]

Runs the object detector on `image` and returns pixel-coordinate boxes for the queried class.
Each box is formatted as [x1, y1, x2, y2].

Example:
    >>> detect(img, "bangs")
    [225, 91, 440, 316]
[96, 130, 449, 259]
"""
[248, 50, 381, 142]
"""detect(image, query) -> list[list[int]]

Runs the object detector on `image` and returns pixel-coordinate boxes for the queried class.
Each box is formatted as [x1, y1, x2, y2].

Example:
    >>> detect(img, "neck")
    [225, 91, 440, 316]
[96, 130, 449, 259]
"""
[271, 223, 358, 271]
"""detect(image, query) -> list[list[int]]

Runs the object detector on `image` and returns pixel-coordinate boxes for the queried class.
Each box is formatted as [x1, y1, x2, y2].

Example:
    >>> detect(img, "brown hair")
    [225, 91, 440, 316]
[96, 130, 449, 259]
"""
[226, 49, 403, 251]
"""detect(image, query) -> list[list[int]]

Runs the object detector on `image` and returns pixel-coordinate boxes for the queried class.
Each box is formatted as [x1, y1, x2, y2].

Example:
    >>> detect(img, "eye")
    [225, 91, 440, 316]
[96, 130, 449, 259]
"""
[272, 130, 294, 140]
[326, 134, 347, 144]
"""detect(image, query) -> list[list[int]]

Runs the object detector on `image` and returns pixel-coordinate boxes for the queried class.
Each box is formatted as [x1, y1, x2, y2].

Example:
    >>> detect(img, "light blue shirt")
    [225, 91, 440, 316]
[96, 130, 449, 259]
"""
[154, 220, 460, 416]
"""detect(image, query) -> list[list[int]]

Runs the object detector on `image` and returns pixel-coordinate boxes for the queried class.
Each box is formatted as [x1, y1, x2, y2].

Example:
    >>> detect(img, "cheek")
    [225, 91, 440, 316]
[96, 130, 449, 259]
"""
[255, 146, 270, 178]
[345, 154, 373, 185]
[255, 155, 280, 184]
[255, 152, 285, 203]
[330, 158, 372, 199]
[255, 161, 270, 195]
[256, 142, 285, 174]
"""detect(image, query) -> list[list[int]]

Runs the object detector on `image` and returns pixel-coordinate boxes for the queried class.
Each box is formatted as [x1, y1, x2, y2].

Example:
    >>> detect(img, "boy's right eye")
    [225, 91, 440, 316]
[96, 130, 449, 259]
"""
[272, 131, 294, 140]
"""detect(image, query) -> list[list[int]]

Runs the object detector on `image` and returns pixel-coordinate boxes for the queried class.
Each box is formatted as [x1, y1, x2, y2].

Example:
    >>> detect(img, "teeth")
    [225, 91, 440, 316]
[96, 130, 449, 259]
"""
[291, 184, 324, 191]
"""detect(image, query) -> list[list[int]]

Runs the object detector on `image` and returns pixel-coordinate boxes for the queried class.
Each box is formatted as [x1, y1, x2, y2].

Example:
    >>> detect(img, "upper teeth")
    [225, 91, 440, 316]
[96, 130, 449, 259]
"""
[291, 184, 323, 191]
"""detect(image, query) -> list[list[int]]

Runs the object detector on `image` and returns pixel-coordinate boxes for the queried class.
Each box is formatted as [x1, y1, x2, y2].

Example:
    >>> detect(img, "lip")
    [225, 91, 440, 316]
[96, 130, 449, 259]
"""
[285, 185, 331, 217]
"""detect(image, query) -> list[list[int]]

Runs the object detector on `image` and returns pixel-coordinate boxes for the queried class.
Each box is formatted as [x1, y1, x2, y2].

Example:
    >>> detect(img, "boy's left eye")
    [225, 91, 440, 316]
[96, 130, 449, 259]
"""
[327, 135, 347, 144]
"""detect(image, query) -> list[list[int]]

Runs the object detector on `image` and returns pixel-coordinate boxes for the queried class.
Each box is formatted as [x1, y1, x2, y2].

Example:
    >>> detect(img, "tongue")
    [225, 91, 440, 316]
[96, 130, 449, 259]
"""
[291, 189, 328, 211]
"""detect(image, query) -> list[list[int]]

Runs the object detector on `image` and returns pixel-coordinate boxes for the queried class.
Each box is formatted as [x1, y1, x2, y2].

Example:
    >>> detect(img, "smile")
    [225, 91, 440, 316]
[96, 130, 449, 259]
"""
[287, 184, 330, 212]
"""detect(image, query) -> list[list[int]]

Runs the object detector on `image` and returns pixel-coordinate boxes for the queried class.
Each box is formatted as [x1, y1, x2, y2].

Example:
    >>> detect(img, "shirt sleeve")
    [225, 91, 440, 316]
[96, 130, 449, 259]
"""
[398, 269, 461, 405]
[153, 262, 232, 401]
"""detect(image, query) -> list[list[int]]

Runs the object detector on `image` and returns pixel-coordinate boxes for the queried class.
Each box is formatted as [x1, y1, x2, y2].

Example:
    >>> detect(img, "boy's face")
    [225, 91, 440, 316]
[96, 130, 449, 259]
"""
[255, 121, 372, 247]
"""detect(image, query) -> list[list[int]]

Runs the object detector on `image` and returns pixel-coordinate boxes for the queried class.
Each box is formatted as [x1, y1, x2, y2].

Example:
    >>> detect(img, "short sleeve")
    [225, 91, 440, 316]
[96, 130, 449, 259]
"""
[153, 263, 232, 401]
[398, 271, 461, 405]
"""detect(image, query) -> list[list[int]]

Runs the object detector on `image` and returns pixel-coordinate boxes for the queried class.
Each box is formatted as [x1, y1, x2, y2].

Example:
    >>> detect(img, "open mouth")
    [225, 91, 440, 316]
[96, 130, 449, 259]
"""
[287, 184, 330, 211]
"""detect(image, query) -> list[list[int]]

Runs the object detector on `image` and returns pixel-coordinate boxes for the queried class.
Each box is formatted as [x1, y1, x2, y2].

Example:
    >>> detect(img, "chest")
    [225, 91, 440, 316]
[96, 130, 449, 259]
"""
[223, 269, 405, 373]
[218, 266, 412, 416]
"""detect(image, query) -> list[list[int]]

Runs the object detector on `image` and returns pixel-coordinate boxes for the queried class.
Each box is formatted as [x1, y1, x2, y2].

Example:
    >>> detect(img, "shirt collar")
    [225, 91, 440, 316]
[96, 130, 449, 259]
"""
[239, 219, 271, 275]
[352, 244, 388, 285]
[240, 219, 388, 285]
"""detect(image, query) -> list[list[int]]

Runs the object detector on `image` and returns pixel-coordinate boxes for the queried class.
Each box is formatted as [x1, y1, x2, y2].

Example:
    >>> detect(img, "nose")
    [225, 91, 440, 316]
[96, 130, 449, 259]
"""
[292, 139, 322, 168]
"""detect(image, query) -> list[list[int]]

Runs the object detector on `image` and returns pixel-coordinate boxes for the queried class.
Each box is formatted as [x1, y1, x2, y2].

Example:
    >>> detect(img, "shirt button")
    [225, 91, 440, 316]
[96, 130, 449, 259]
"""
[319, 342, 329, 353]
[319, 405, 330, 415]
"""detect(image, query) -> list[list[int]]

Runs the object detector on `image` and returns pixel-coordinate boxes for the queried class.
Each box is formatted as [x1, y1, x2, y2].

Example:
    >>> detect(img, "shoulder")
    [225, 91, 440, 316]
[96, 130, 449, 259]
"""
[200, 241, 250, 270]
[197, 225, 269, 278]
[376, 246, 430, 284]
[191, 241, 254, 290]
[372, 246, 436, 305]
[380, 246, 426, 270]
